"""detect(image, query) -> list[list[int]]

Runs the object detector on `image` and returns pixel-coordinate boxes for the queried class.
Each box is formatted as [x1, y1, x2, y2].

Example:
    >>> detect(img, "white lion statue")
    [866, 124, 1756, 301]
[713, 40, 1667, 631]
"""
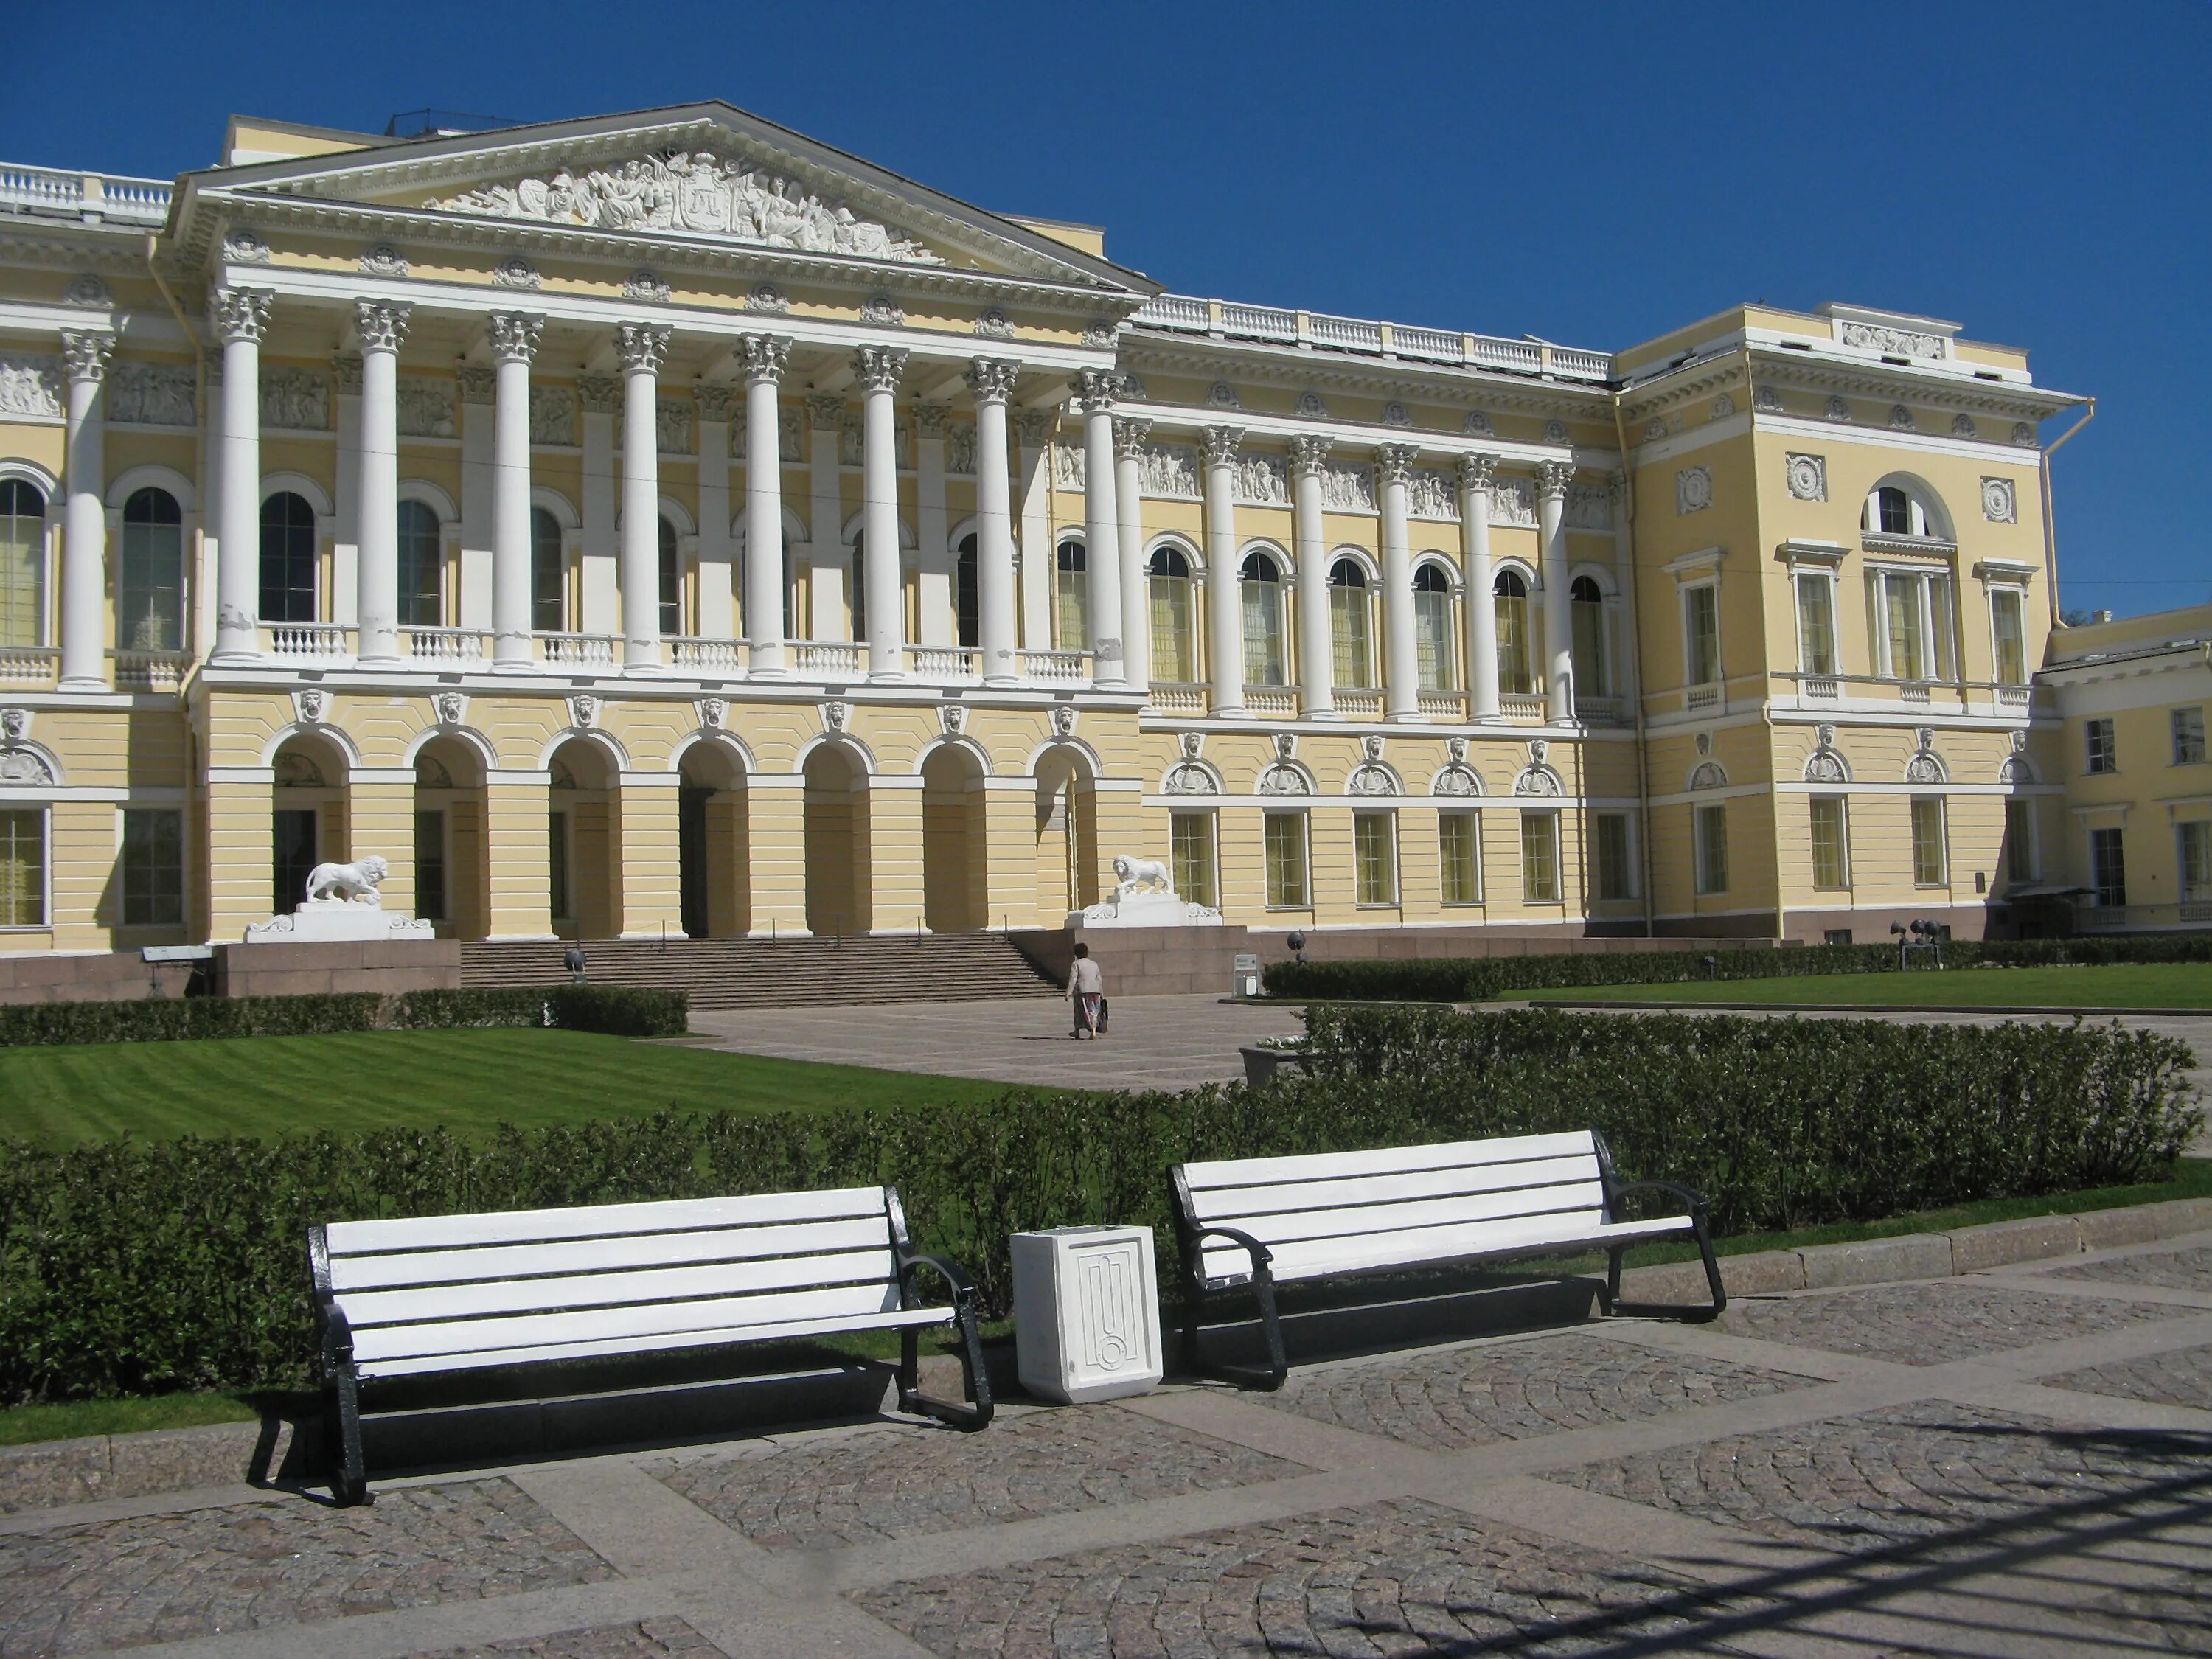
[305, 855, 389, 907]
[1112, 855, 1173, 899]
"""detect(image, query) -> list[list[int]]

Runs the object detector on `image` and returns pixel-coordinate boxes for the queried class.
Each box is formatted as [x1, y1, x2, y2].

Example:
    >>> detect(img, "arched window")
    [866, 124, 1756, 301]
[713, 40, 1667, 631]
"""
[954, 533, 979, 649]
[1148, 546, 1194, 681]
[1241, 551, 1285, 686]
[1867, 485, 1938, 538]
[0, 479, 45, 648]
[1494, 568, 1534, 695]
[396, 499, 442, 627]
[1329, 559, 1374, 688]
[658, 515, 684, 636]
[1055, 537, 1088, 650]
[1413, 563, 1455, 692]
[530, 507, 566, 632]
[1570, 574, 1609, 698]
[259, 491, 317, 623]
[119, 487, 183, 651]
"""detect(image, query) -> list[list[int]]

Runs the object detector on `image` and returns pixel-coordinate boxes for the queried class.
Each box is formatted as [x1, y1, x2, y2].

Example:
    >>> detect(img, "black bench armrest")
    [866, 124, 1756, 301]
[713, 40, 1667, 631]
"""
[1607, 1178, 1709, 1217]
[1183, 1224, 1273, 1284]
[896, 1248, 978, 1312]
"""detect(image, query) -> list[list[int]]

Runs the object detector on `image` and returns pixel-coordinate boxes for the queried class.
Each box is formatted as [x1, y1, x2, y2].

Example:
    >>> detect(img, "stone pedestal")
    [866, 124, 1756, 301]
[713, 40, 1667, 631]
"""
[245, 903, 435, 944]
[1066, 888, 1224, 929]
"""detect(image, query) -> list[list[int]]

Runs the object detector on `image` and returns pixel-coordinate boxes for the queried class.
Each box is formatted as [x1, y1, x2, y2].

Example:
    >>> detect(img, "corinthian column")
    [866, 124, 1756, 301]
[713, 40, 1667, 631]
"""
[58, 330, 117, 689]
[1113, 416, 1150, 694]
[354, 299, 411, 667]
[855, 344, 908, 681]
[489, 312, 542, 671]
[210, 288, 271, 664]
[742, 335, 790, 675]
[965, 358, 1020, 686]
[616, 322, 669, 673]
[1458, 453, 1501, 721]
[1201, 426, 1245, 716]
[1289, 433, 1335, 718]
[1376, 443, 1420, 721]
[1535, 459, 1574, 723]
[1074, 368, 1124, 686]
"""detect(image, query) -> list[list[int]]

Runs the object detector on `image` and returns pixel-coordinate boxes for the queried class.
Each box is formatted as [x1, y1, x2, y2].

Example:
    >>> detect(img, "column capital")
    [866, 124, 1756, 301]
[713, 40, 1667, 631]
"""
[1073, 366, 1119, 414]
[579, 375, 621, 415]
[458, 365, 496, 405]
[1200, 425, 1244, 467]
[615, 321, 670, 374]
[333, 352, 363, 396]
[1374, 442, 1417, 485]
[740, 333, 790, 384]
[914, 402, 951, 438]
[806, 391, 846, 428]
[964, 357, 1018, 405]
[354, 298, 411, 354]
[853, 344, 908, 393]
[209, 286, 273, 344]
[487, 311, 544, 364]
[695, 383, 737, 422]
[1112, 415, 1151, 459]
[1457, 451, 1499, 492]
[1287, 433, 1334, 476]
[1013, 408, 1050, 448]
[1534, 459, 1574, 501]
[58, 330, 117, 384]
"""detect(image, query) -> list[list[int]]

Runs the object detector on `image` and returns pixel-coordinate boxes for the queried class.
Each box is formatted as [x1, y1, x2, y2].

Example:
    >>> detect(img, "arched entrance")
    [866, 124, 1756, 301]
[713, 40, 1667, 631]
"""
[804, 742, 869, 938]
[1034, 745, 1100, 918]
[922, 743, 988, 933]
[547, 737, 616, 939]
[678, 741, 748, 939]
[413, 736, 487, 937]
[269, 731, 349, 914]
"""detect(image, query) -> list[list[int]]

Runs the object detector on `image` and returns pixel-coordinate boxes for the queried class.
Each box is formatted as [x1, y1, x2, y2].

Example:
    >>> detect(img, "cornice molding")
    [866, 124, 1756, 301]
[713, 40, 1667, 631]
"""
[1119, 335, 1609, 422]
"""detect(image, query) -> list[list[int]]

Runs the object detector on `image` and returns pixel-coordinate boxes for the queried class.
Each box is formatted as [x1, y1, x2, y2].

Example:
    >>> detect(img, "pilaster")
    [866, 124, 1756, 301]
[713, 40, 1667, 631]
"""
[615, 772, 684, 936]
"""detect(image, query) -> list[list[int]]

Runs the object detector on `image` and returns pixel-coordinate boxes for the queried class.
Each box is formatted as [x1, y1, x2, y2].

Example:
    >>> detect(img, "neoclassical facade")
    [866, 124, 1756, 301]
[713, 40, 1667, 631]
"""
[0, 102, 2112, 956]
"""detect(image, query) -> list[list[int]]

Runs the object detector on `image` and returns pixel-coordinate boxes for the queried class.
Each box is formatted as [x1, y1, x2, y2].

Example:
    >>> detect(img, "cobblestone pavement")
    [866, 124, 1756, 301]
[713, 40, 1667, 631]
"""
[1259, 1328, 1823, 1451]
[5, 1233, 2212, 1657]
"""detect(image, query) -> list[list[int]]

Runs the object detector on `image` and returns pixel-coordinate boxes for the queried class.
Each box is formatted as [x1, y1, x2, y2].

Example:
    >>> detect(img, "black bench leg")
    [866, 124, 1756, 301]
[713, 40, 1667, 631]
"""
[1695, 1220, 1728, 1317]
[329, 1364, 370, 1506]
[898, 1307, 994, 1431]
[1604, 1245, 1624, 1315]
[1183, 1273, 1289, 1392]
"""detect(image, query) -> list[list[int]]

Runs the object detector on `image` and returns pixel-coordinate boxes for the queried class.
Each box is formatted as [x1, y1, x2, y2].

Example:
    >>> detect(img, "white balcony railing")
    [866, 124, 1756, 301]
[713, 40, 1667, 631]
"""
[1020, 648, 1091, 684]
[266, 623, 355, 660]
[1684, 683, 1724, 713]
[909, 645, 980, 681]
[1801, 676, 1841, 700]
[1901, 681, 1932, 704]
[1334, 688, 1385, 719]
[112, 649, 190, 689]
[669, 636, 742, 672]
[1996, 684, 2031, 709]
[1500, 692, 1547, 723]
[1127, 294, 1611, 382]
[0, 162, 170, 225]
[792, 641, 863, 677]
[1147, 682, 1207, 714]
[539, 631, 617, 667]
[1417, 689, 1469, 720]
[0, 645, 58, 684]
[404, 626, 486, 664]
[1574, 695, 1626, 726]
[1243, 685, 1298, 717]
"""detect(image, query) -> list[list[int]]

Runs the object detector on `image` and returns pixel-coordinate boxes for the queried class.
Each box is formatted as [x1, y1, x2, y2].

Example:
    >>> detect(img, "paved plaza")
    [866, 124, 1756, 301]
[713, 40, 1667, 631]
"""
[4, 1234, 2211, 1657]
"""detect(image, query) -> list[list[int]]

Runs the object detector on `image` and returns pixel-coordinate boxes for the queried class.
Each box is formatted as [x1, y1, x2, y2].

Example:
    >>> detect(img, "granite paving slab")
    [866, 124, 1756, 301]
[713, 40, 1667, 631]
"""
[647, 1407, 1307, 1551]
[0, 1478, 613, 1657]
[2042, 1342, 2212, 1413]
[404, 1621, 722, 1659]
[2055, 1243, 2212, 1294]
[1719, 1279, 2188, 1366]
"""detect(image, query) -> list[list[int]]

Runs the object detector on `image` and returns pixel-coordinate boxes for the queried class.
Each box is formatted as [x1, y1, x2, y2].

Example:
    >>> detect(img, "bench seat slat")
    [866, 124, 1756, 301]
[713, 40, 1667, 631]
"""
[326, 1187, 889, 1256]
[1190, 1156, 1601, 1225]
[354, 1305, 953, 1380]
[1201, 1182, 1609, 1251]
[1200, 1212, 1694, 1287]
[328, 1217, 892, 1293]
[1181, 1132, 1597, 1192]
[335, 1248, 897, 1329]
[349, 1281, 908, 1364]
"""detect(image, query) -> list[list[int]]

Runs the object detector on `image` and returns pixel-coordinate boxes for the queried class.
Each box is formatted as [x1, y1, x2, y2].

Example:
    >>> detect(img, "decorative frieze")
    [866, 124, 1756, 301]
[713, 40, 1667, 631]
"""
[360, 244, 408, 278]
[457, 366, 495, 406]
[945, 422, 976, 475]
[1139, 441, 1200, 500]
[622, 269, 670, 302]
[529, 386, 575, 445]
[63, 274, 111, 307]
[1406, 468, 1458, 521]
[1951, 413, 1978, 438]
[1489, 476, 1537, 528]
[1839, 319, 1947, 358]
[1785, 453, 1826, 502]
[395, 376, 455, 438]
[1675, 466, 1713, 515]
[657, 397, 692, 456]
[492, 254, 540, 290]
[1052, 440, 1086, 492]
[1234, 452, 1290, 506]
[1320, 459, 1374, 512]
[1565, 483, 1614, 531]
[1464, 410, 1494, 436]
[106, 362, 195, 426]
[262, 367, 330, 431]
[1980, 476, 2017, 524]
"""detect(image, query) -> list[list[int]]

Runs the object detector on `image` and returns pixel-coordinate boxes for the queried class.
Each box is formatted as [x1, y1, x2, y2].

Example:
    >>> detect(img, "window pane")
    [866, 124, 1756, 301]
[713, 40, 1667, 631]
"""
[1414, 588, 1454, 690]
[1354, 812, 1396, 905]
[0, 807, 46, 926]
[2005, 798, 2035, 883]
[2180, 821, 2211, 902]
[2087, 719, 2117, 774]
[2090, 826, 2126, 907]
[1330, 583, 1371, 687]
[1594, 813, 1632, 900]
[397, 500, 442, 627]
[271, 807, 317, 913]
[120, 489, 183, 651]
[1571, 582, 1607, 698]
[1495, 593, 1531, 692]
[1056, 540, 1088, 650]
[2173, 707, 2207, 765]
[1520, 812, 1559, 902]
[1150, 573, 1192, 681]
[259, 492, 318, 623]
[1169, 811, 1215, 908]
[120, 807, 184, 926]
[1885, 575, 1926, 680]
[1696, 804, 1729, 894]
[955, 536, 978, 649]
[1991, 590, 2026, 686]
[414, 809, 446, 922]
[1910, 796, 1947, 886]
[1439, 813, 1480, 904]
[659, 517, 683, 635]
[1796, 575, 1836, 676]
[1930, 576, 1957, 681]
[1809, 796, 1848, 889]
[1242, 561, 1284, 685]
[0, 481, 45, 649]
[1686, 587, 1719, 684]
[531, 508, 566, 632]
[1264, 813, 1307, 908]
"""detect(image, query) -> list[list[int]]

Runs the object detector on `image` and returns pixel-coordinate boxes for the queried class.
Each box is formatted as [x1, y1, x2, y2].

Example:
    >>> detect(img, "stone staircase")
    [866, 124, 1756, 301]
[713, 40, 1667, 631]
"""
[459, 933, 1060, 1009]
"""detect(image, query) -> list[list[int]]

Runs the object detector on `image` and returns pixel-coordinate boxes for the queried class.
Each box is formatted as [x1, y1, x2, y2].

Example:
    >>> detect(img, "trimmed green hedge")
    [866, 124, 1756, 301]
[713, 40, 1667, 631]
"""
[0, 1004, 2194, 1402]
[0, 985, 686, 1047]
[1264, 933, 2212, 1004]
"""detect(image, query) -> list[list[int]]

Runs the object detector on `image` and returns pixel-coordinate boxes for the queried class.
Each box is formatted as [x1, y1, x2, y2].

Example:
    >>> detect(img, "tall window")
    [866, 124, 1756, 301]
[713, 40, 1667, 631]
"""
[1263, 811, 1308, 908]
[1569, 575, 1607, 698]
[271, 807, 316, 913]
[1795, 571, 1837, 676]
[2173, 706, 2207, 766]
[530, 507, 566, 632]
[1520, 811, 1560, 902]
[1354, 812, 1397, 905]
[1593, 812, 1634, 900]
[1169, 810, 1216, 908]
[1990, 588, 2027, 686]
[1329, 560, 1373, 687]
[1241, 552, 1285, 685]
[849, 529, 868, 640]
[2086, 718, 2117, 774]
[119, 487, 184, 651]
[119, 807, 183, 927]
[955, 535, 979, 649]
[396, 500, 442, 627]
[2090, 826, 2126, 908]
[2180, 821, 2211, 902]
[2004, 797, 2036, 883]
[1910, 796, 1948, 887]
[1439, 813, 1480, 904]
[1148, 546, 1194, 682]
[1413, 564, 1455, 691]
[1055, 538, 1088, 650]
[0, 479, 43, 648]
[258, 491, 317, 622]
[1694, 803, 1729, 894]
[549, 810, 572, 921]
[1494, 569, 1533, 694]
[415, 810, 446, 922]
[0, 807, 43, 927]
[1874, 568, 1956, 681]
[1683, 583, 1720, 686]
[1809, 796, 1849, 890]
[659, 515, 684, 636]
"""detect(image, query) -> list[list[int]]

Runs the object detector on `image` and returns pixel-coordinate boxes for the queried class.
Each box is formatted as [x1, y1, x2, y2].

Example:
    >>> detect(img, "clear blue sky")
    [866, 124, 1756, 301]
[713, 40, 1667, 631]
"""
[9, 0, 2205, 619]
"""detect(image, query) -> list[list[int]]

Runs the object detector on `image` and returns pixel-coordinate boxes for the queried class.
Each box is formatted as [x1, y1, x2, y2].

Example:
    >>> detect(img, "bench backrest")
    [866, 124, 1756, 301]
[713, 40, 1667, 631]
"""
[313, 1186, 912, 1367]
[1172, 1131, 1613, 1284]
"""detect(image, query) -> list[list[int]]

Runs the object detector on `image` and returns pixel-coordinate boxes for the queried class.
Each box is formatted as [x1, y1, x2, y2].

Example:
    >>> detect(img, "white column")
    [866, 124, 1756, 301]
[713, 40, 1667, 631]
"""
[488, 312, 542, 670]
[1458, 453, 1501, 721]
[456, 366, 495, 632]
[1536, 459, 1574, 723]
[743, 335, 791, 675]
[694, 383, 734, 644]
[1290, 433, 1335, 718]
[1015, 408, 1052, 650]
[856, 345, 908, 681]
[1075, 369, 1124, 686]
[1201, 425, 1245, 717]
[1377, 443, 1420, 722]
[331, 355, 361, 626]
[579, 378, 619, 632]
[211, 288, 271, 663]
[616, 322, 669, 674]
[354, 299, 410, 667]
[1609, 473, 1639, 708]
[914, 406, 950, 647]
[805, 392, 845, 644]
[966, 359, 1020, 685]
[58, 330, 116, 689]
[1114, 416, 1150, 695]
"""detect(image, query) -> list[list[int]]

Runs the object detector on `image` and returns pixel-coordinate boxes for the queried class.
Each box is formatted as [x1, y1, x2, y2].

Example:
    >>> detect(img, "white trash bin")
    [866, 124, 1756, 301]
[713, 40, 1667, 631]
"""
[1010, 1225, 1164, 1404]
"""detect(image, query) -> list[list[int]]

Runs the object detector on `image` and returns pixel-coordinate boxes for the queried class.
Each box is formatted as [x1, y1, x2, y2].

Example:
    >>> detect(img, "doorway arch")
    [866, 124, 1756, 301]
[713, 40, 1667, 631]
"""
[922, 743, 989, 933]
[678, 740, 748, 939]
[412, 734, 487, 936]
[547, 737, 618, 939]
[804, 742, 869, 938]
[268, 731, 349, 914]
[1034, 745, 1100, 917]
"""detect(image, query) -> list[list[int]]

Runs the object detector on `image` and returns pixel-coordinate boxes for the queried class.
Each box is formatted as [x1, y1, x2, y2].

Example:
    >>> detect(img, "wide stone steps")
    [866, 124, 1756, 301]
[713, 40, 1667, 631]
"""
[459, 933, 1060, 1009]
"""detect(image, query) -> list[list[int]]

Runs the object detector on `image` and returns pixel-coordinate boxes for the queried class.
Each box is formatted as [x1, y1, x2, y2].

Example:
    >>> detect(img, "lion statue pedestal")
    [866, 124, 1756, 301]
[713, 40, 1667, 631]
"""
[1066, 855, 1225, 928]
[244, 854, 437, 943]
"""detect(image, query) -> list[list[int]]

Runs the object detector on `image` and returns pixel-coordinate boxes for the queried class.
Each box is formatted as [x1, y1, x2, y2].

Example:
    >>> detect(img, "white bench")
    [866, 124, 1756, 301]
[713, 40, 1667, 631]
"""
[1169, 1130, 1724, 1388]
[309, 1185, 990, 1505]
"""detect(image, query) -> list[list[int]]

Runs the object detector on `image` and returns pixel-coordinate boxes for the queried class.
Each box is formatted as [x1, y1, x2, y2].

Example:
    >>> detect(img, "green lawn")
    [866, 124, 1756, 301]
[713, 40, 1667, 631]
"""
[0, 1028, 1015, 1147]
[1526, 961, 2212, 1010]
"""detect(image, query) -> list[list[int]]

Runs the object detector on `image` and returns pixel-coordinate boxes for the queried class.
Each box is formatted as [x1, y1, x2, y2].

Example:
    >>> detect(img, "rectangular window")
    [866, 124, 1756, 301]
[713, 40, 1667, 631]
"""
[1495, 589, 1533, 694]
[271, 807, 317, 914]
[0, 807, 46, 927]
[1694, 803, 1729, 895]
[1, 495, 44, 649]
[1149, 575, 1193, 683]
[1354, 811, 1397, 906]
[2005, 797, 2036, 883]
[2086, 718, 2117, 774]
[1795, 573, 1837, 676]
[549, 809, 572, 921]
[1439, 812, 1481, 905]
[1169, 810, 1216, 908]
[120, 808, 184, 927]
[1882, 571, 1928, 681]
[1593, 812, 1634, 901]
[415, 809, 448, 923]
[1809, 796, 1848, 890]
[2173, 706, 2207, 766]
[1990, 589, 2028, 686]
[1520, 811, 1559, 902]
[2090, 825, 2127, 908]
[1683, 585, 1720, 686]
[2180, 821, 2212, 902]
[1929, 574, 1958, 682]
[1263, 812, 1308, 908]
[1910, 796, 1948, 887]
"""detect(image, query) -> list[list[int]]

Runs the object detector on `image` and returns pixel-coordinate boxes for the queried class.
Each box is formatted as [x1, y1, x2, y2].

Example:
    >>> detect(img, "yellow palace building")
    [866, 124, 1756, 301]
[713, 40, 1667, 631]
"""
[1, 99, 2171, 978]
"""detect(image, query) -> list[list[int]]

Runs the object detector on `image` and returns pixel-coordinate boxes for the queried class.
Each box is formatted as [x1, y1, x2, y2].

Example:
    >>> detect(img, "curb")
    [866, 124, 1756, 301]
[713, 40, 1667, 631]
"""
[1540, 1000, 2206, 1018]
